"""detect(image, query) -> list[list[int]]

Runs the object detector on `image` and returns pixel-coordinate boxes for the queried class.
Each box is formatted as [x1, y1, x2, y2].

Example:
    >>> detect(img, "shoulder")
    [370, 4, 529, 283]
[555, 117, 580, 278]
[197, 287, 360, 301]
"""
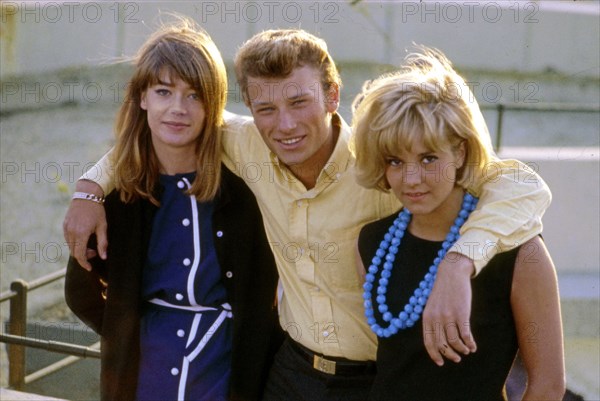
[220, 165, 254, 199]
[358, 211, 399, 259]
[513, 236, 554, 278]
[215, 165, 260, 221]
[360, 211, 399, 240]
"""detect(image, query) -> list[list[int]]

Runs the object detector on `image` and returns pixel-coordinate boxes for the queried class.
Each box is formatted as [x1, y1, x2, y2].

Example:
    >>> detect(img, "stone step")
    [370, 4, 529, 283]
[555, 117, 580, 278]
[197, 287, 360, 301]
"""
[0, 388, 67, 401]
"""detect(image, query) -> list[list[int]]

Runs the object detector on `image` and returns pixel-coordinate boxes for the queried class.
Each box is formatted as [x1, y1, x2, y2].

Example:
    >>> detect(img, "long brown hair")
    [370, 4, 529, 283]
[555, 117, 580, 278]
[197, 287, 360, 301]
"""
[112, 16, 227, 205]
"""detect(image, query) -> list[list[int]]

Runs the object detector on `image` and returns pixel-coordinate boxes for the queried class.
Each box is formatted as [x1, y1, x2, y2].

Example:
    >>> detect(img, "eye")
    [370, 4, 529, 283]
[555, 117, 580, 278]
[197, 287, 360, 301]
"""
[155, 88, 170, 96]
[189, 92, 201, 101]
[386, 157, 402, 167]
[255, 106, 275, 115]
[422, 155, 438, 165]
[291, 99, 306, 107]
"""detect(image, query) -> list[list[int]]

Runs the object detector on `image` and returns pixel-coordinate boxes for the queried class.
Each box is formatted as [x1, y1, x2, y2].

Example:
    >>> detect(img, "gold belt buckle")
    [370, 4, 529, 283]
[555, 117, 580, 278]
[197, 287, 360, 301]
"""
[313, 355, 336, 375]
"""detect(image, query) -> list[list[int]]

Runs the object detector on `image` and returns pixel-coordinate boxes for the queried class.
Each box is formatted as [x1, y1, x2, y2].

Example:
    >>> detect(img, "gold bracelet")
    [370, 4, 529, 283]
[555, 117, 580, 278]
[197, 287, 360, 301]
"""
[72, 191, 105, 204]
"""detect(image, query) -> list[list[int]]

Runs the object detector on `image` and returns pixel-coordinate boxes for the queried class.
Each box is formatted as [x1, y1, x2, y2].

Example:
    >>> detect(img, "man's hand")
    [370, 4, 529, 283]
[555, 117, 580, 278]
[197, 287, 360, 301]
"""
[63, 180, 108, 271]
[423, 252, 477, 366]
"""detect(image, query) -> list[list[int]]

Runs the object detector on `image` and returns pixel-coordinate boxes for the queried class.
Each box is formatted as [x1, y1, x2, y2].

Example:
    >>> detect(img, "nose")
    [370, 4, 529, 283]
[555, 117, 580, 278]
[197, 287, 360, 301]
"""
[403, 163, 423, 186]
[169, 94, 187, 115]
[277, 109, 297, 132]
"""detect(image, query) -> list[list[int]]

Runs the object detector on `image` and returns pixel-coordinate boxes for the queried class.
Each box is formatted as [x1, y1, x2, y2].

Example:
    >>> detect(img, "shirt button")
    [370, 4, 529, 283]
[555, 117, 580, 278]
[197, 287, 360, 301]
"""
[225, 271, 233, 278]
[175, 293, 184, 301]
[183, 258, 191, 266]
[296, 200, 303, 207]
[171, 368, 179, 376]
[323, 331, 329, 337]
[216, 231, 223, 238]
[177, 329, 185, 338]
[182, 218, 190, 227]
[336, 173, 341, 180]
[177, 181, 185, 189]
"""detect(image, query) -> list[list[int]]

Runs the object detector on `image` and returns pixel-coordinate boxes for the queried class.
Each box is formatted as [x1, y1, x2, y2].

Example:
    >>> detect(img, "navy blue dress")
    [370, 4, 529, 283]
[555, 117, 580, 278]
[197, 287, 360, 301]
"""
[136, 173, 232, 401]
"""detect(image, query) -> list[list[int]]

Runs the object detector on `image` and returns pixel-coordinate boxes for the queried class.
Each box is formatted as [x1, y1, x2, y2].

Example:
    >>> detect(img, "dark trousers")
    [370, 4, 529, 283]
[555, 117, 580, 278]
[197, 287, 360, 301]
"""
[262, 338, 375, 401]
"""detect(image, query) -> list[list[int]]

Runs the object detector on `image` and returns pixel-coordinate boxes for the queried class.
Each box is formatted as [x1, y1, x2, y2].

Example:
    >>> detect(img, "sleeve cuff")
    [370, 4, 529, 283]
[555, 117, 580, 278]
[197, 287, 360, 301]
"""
[448, 229, 503, 275]
[79, 150, 115, 195]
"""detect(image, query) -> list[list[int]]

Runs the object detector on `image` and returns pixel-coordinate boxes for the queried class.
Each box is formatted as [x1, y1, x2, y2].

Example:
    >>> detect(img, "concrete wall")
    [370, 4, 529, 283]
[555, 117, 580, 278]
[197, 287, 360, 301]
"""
[1, 1, 599, 79]
[497, 147, 599, 275]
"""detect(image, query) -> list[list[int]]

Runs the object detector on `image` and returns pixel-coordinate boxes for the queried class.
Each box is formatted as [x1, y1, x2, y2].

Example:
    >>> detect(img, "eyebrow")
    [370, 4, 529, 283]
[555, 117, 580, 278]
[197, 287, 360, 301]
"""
[286, 92, 310, 101]
[156, 79, 173, 86]
[250, 92, 312, 107]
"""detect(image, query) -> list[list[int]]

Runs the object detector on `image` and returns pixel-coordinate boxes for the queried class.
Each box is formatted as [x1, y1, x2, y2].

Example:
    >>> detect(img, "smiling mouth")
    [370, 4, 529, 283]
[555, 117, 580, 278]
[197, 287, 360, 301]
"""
[278, 137, 303, 145]
[405, 192, 428, 199]
[164, 121, 189, 128]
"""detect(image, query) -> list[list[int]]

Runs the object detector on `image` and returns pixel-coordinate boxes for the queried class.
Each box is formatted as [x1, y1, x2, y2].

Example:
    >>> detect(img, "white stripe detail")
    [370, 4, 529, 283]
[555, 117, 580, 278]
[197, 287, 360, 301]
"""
[175, 304, 233, 399]
[187, 307, 232, 363]
[148, 298, 217, 313]
[177, 357, 190, 401]
[186, 313, 202, 349]
[181, 177, 201, 306]
[277, 279, 283, 314]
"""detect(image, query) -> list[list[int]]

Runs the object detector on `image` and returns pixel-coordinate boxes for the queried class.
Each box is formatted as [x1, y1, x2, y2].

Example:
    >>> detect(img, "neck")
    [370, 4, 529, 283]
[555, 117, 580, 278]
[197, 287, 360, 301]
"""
[409, 187, 465, 241]
[155, 147, 197, 175]
[288, 121, 339, 190]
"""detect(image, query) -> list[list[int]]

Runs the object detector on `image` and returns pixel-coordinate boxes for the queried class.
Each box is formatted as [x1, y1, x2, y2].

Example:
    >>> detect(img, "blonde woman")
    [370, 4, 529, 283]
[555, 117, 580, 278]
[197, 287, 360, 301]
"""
[353, 48, 565, 400]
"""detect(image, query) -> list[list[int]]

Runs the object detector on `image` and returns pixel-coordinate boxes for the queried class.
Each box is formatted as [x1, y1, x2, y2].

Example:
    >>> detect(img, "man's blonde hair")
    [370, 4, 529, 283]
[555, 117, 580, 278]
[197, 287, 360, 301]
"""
[234, 29, 341, 105]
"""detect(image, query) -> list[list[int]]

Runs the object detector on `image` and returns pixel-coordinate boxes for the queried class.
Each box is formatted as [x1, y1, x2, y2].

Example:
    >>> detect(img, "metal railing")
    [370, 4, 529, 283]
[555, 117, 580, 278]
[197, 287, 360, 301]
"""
[0, 269, 100, 391]
[480, 102, 599, 151]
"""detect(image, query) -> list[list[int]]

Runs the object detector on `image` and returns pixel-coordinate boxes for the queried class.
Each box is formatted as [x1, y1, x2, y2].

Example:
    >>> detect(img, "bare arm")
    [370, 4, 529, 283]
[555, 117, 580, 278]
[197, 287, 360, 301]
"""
[423, 158, 552, 365]
[63, 149, 116, 270]
[512, 236, 565, 400]
[63, 179, 107, 271]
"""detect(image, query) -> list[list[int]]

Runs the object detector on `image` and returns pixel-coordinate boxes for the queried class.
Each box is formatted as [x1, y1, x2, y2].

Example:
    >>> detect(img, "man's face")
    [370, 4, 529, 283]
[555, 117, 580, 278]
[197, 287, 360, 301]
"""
[246, 66, 339, 182]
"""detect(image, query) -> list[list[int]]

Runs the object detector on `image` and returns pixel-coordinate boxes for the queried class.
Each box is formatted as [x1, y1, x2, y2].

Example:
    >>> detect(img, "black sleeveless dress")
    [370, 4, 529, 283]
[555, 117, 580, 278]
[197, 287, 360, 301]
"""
[358, 211, 521, 401]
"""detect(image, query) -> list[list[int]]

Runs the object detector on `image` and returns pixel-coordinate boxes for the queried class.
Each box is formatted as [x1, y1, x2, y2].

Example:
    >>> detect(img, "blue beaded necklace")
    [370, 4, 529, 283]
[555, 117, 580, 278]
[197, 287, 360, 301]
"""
[363, 192, 478, 338]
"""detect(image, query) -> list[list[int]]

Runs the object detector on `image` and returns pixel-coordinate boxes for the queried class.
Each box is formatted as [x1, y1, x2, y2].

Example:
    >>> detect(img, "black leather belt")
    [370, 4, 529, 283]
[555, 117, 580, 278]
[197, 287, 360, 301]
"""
[287, 337, 376, 376]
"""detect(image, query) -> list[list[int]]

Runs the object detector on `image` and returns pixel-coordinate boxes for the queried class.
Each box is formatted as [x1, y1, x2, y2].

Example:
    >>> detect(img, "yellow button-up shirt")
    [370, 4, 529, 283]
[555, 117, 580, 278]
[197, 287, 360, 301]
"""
[83, 111, 551, 361]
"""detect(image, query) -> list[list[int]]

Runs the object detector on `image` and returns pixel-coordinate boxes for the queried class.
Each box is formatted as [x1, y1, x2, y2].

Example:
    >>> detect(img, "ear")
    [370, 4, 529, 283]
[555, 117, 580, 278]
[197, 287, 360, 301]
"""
[455, 140, 467, 169]
[325, 83, 340, 113]
[140, 91, 148, 110]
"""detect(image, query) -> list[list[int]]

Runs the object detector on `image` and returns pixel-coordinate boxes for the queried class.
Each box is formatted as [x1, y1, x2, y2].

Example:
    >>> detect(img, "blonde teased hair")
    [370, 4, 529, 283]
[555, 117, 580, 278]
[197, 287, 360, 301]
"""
[112, 16, 227, 205]
[351, 46, 496, 192]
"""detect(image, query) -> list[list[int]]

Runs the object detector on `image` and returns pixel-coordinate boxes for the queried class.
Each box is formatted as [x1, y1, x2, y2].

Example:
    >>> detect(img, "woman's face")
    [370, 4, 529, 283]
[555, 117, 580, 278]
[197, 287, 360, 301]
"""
[384, 138, 465, 219]
[141, 71, 206, 157]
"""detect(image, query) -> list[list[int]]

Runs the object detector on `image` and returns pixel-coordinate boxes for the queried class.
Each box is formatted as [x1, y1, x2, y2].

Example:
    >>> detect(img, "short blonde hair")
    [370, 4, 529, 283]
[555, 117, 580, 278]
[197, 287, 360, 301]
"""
[112, 16, 227, 205]
[351, 46, 495, 191]
[234, 29, 341, 105]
